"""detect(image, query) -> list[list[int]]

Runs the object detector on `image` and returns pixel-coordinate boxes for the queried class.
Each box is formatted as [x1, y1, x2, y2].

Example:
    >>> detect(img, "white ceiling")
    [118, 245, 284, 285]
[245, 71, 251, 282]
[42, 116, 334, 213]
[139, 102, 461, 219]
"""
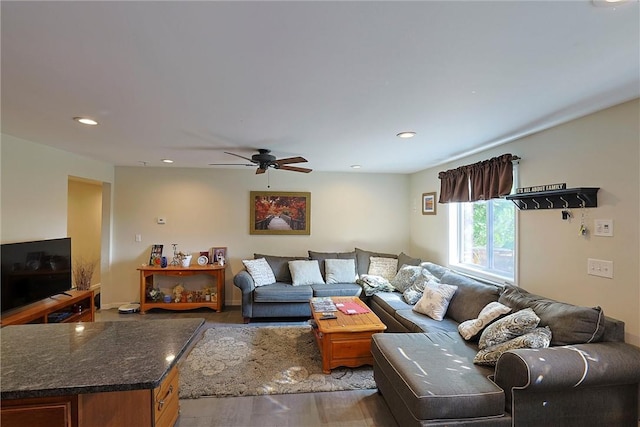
[2, 1, 638, 174]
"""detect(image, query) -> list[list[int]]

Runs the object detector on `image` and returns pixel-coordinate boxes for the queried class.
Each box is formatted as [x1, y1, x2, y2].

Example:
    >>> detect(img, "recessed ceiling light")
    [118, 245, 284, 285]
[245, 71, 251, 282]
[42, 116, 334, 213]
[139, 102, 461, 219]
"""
[351, 165, 361, 169]
[592, 0, 629, 6]
[396, 131, 416, 139]
[73, 117, 98, 126]
[162, 159, 174, 164]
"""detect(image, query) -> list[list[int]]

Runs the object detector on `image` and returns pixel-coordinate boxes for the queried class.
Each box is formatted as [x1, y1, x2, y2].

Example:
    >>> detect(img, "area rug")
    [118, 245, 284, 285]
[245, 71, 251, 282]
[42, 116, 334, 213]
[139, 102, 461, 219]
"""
[179, 325, 376, 398]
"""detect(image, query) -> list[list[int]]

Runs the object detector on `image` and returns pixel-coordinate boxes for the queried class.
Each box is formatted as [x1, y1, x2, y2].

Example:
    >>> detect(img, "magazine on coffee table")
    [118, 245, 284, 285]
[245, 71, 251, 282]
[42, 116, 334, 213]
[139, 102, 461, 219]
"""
[311, 297, 337, 312]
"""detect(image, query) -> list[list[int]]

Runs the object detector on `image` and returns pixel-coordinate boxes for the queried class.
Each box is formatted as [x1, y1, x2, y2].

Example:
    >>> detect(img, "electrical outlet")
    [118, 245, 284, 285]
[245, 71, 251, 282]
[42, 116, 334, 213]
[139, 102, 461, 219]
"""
[587, 258, 613, 279]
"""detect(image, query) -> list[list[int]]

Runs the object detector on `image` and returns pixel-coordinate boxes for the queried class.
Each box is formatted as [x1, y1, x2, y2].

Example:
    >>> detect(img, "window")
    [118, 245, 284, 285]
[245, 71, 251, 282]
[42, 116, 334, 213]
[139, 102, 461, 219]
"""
[449, 198, 516, 282]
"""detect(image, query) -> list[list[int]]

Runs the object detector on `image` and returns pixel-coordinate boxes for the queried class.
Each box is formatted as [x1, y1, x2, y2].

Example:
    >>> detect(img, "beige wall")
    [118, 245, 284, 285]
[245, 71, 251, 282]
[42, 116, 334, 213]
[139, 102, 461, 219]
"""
[68, 178, 103, 285]
[111, 167, 410, 306]
[1, 134, 114, 242]
[409, 100, 640, 345]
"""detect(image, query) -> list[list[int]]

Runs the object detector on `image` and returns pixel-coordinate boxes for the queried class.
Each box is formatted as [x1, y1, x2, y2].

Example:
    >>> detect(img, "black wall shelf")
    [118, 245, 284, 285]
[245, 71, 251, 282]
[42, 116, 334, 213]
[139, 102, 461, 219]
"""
[505, 187, 599, 210]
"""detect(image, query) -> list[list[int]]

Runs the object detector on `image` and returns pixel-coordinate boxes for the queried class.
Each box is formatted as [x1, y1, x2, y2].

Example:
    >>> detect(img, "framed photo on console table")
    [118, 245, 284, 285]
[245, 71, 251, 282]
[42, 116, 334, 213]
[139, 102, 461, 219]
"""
[250, 191, 311, 235]
[422, 192, 437, 215]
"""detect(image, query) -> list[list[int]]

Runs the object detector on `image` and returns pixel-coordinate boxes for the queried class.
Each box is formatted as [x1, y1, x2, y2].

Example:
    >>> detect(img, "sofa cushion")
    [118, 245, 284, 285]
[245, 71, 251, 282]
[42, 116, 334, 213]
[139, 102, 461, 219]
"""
[397, 252, 421, 268]
[308, 250, 358, 281]
[324, 259, 357, 284]
[288, 260, 325, 286]
[439, 271, 502, 323]
[371, 332, 505, 420]
[395, 309, 460, 333]
[390, 265, 422, 293]
[402, 272, 440, 305]
[242, 258, 276, 287]
[355, 248, 397, 277]
[253, 283, 313, 303]
[474, 326, 552, 366]
[458, 301, 512, 341]
[311, 283, 362, 297]
[413, 280, 458, 321]
[254, 253, 308, 283]
[478, 308, 540, 350]
[367, 257, 398, 281]
[371, 291, 413, 314]
[498, 284, 606, 345]
[420, 261, 449, 280]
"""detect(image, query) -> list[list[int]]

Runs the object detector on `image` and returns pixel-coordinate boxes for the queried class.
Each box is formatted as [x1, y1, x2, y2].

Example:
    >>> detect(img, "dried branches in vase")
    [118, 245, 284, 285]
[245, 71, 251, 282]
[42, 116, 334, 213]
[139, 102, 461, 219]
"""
[73, 257, 98, 290]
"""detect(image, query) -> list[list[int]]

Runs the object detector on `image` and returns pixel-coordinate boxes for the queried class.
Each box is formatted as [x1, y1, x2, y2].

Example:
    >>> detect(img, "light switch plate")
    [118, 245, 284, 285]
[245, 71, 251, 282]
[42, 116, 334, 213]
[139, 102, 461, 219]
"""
[587, 258, 613, 279]
[593, 219, 613, 237]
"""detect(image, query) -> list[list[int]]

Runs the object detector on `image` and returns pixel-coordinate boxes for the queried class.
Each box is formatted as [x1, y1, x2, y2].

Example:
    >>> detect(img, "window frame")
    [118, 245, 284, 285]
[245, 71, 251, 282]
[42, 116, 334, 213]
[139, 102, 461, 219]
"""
[448, 198, 518, 284]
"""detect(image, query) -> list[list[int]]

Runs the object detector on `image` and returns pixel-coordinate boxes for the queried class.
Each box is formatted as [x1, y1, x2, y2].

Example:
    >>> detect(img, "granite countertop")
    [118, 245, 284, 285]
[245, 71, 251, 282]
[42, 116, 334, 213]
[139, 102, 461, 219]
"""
[1, 318, 204, 400]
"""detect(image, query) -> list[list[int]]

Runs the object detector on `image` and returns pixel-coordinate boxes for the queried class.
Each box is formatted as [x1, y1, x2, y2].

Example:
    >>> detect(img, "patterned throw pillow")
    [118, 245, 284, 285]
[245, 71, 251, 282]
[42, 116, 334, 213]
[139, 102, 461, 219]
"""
[412, 280, 458, 321]
[368, 257, 398, 281]
[458, 301, 512, 340]
[324, 259, 357, 284]
[474, 326, 552, 366]
[390, 265, 423, 292]
[478, 308, 540, 350]
[242, 258, 276, 287]
[402, 273, 439, 305]
[288, 260, 325, 286]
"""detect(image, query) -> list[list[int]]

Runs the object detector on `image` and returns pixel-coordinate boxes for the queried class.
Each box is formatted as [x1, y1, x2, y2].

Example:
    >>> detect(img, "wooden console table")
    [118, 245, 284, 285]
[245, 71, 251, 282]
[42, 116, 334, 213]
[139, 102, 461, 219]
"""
[137, 265, 225, 314]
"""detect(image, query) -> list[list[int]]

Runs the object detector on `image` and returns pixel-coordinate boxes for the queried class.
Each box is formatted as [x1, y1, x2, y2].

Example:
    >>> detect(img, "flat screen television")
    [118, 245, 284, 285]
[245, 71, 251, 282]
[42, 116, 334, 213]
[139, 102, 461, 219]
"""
[1, 237, 72, 314]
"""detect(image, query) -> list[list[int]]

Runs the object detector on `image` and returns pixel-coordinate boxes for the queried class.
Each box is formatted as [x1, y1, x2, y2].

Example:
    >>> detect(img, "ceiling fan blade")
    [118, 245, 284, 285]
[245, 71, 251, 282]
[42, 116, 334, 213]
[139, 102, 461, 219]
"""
[224, 151, 256, 163]
[278, 165, 312, 173]
[208, 163, 254, 166]
[275, 156, 307, 166]
[255, 167, 266, 175]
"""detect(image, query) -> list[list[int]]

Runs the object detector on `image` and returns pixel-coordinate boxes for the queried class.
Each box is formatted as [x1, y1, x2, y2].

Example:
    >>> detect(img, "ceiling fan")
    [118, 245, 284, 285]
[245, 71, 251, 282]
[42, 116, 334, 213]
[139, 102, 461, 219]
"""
[209, 149, 312, 174]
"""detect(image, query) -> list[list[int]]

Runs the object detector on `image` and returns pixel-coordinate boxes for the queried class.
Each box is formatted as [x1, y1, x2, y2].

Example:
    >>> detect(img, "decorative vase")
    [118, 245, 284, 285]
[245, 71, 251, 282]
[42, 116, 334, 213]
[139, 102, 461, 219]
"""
[181, 255, 192, 267]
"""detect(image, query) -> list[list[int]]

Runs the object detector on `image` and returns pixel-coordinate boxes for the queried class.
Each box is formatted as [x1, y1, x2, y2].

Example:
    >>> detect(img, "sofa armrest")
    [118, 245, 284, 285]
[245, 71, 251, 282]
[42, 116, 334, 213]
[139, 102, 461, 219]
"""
[233, 270, 255, 294]
[494, 342, 640, 392]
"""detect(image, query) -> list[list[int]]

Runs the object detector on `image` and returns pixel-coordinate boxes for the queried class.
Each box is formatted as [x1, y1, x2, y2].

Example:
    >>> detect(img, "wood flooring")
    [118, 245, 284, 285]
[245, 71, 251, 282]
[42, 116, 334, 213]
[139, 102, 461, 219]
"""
[95, 306, 398, 427]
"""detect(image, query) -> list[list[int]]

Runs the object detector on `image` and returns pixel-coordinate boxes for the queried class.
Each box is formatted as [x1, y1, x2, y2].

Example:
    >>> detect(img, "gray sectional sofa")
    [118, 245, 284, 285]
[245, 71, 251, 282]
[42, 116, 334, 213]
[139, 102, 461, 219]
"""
[233, 248, 418, 322]
[369, 262, 640, 426]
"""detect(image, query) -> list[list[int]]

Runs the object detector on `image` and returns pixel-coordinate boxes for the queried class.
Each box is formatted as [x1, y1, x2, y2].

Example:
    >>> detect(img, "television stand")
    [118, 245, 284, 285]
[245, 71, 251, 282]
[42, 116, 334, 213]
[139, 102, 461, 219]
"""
[1, 290, 95, 326]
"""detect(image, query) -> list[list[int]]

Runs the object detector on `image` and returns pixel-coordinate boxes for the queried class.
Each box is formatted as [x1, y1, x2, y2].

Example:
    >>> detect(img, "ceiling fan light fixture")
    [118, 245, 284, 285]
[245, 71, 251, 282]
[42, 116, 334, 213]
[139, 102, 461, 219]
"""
[73, 116, 98, 126]
[396, 131, 416, 139]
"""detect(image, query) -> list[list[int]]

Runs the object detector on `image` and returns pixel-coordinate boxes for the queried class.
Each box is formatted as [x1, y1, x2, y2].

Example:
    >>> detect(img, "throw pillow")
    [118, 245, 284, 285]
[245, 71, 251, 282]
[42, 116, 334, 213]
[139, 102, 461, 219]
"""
[288, 260, 325, 286]
[242, 258, 276, 287]
[254, 253, 308, 283]
[402, 272, 439, 305]
[478, 307, 540, 350]
[458, 301, 512, 340]
[397, 252, 421, 268]
[324, 259, 357, 284]
[390, 265, 423, 293]
[358, 274, 395, 297]
[474, 326, 552, 366]
[368, 257, 398, 281]
[308, 251, 358, 281]
[355, 248, 397, 277]
[499, 284, 605, 345]
[412, 280, 458, 321]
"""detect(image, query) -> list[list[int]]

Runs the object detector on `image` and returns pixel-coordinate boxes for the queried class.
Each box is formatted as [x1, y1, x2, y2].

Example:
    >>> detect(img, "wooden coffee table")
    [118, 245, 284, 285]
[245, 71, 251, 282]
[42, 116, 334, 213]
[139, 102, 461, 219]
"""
[310, 296, 387, 374]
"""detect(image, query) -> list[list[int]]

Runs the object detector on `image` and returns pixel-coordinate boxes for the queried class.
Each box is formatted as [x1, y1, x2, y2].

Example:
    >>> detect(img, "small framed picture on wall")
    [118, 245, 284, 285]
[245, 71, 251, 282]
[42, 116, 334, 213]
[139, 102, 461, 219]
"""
[422, 192, 437, 215]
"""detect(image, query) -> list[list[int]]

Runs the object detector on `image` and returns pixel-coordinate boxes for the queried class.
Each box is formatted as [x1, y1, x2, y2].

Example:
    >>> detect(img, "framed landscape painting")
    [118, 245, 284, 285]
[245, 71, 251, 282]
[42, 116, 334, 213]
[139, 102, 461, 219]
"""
[250, 191, 311, 235]
[422, 192, 437, 215]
